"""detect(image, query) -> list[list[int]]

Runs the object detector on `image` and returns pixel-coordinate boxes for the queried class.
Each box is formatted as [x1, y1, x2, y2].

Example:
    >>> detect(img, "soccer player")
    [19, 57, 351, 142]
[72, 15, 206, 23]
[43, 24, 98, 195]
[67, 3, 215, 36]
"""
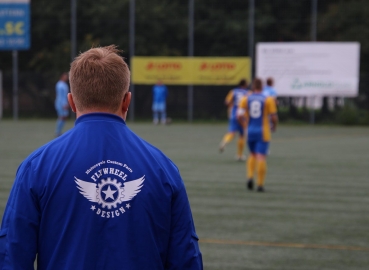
[54, 72, 69, 136]
[219, 79, 250, 161]
[0, 46, 203, 269]
[152, 79, 168, 125]
[262, 77, 278, 137]
[237, 78, 278, 192]
[262, 77, 277, 99]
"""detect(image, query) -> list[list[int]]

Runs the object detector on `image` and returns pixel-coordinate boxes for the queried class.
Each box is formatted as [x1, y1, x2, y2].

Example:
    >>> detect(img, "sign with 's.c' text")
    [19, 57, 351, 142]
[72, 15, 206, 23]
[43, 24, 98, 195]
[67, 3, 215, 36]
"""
[131, 57, 251, 85]
[0, 0, 30, 50]
[256, 42, 360, 97]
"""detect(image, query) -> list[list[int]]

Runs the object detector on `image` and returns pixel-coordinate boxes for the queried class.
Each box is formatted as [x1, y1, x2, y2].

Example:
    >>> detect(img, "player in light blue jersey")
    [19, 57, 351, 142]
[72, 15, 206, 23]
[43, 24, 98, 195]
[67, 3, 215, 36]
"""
[54, 72, 69, 136]
[262, 77, 277, 99]
[152, 80, 168, 124]
[219, 79, 250, 161]
[262, 77, 278, 134]
[0, 46, 202, 269]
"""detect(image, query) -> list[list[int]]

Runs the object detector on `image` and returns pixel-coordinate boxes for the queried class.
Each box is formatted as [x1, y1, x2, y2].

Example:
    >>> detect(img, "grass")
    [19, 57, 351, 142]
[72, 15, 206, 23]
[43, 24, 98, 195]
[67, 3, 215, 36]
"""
[1, 119, 369, 269]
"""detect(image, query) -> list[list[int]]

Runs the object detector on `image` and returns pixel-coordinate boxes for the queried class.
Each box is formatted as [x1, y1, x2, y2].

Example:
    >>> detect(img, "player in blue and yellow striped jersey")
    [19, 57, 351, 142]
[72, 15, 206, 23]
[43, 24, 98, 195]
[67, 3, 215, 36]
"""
[219, 79, 250, 161]
[237, 78, 278, 192]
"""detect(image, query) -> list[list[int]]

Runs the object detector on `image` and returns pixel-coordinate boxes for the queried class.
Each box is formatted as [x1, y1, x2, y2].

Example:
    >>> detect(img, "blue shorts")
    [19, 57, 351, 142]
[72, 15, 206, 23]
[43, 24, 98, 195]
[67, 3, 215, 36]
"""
[228, 118, 244, 136]
[55, 106, 69, 117]
[152, 102, 166, 112]
[247, 140, 269, 155]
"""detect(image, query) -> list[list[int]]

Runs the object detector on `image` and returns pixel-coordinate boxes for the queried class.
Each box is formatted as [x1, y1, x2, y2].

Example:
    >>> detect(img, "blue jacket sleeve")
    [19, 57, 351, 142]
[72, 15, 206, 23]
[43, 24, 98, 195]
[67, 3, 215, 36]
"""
[0, 160, 40, 269]
[165, 182, 203, 270]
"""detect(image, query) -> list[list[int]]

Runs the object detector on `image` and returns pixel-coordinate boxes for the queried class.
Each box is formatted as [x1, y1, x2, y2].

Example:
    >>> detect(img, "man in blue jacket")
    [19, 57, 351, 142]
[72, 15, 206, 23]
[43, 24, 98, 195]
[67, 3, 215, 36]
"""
[0, 45, 203, 269]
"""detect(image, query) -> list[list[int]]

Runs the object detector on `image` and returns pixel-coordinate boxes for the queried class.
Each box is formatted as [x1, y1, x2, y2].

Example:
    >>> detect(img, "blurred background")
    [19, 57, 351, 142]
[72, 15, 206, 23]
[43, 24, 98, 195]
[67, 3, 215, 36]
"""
[1, 2, 369, 269]
[0, 0, 369, 124]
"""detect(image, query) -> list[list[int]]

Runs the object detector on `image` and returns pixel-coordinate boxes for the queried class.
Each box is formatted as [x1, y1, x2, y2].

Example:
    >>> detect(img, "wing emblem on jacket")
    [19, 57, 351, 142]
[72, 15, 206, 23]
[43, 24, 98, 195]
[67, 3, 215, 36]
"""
[74, 176, 145, 209]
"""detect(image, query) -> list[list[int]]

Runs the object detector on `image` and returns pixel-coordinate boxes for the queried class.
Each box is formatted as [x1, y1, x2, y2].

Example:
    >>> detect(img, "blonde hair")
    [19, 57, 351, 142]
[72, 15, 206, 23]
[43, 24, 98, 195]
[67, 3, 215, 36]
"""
[69, 45, 130, 112]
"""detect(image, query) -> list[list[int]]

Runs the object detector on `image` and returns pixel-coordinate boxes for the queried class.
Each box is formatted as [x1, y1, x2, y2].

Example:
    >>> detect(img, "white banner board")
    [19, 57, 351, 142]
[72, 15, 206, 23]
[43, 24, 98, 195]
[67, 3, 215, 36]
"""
[256, 42, 360, 97]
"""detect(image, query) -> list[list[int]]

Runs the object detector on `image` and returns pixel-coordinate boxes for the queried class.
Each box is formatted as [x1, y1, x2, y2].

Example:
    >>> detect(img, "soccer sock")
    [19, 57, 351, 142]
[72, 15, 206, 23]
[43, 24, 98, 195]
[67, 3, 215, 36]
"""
[222, 133, 234, 145]
[153, 111, 159, 123]
[256, 159, 267, 187]
[246, 155, 256, 179]
[237, 138, 245, 157]
[161, 111, 166, 124]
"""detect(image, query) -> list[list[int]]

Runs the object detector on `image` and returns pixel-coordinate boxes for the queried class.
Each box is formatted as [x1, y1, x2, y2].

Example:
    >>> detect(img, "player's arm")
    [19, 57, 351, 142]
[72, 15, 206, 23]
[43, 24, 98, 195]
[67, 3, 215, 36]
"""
[273, 97, 279, 106]
[237, 96, 248, 127]
[0, 161, 39, 268]
[268, 88, 278, 106]
[270, 113, 278, 132]
[267, 97, 278, 132]
[224, 90, 233, 107]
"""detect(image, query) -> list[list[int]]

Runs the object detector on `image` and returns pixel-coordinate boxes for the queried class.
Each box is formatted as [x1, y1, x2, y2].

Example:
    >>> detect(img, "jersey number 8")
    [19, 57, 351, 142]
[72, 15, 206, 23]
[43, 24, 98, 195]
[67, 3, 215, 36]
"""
[249, 100, 262, 118]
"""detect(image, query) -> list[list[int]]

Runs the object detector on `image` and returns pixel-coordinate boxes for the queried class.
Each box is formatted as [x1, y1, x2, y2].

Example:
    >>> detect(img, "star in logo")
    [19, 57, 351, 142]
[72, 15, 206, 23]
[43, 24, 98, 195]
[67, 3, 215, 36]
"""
[102, 185, 117, 200]
[126, 203, 131, 209]
[91, 205, 96, 211]
[75, 176, 145, 209]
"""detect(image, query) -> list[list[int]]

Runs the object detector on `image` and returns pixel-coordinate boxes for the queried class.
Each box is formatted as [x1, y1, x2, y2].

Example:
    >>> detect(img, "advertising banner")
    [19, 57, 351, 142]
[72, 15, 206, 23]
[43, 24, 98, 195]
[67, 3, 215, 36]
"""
[132, 57, 251, 85]
[191, 57, 251, 85]
[132, 57, 191, 85]
[256, 42, 360, 97]
[0, 0, 30, 50]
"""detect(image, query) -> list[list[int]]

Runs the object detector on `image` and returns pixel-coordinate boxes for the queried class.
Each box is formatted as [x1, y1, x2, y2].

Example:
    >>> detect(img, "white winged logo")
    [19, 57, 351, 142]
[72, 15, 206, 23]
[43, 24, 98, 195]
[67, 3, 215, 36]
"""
[75, 176, 145, 209]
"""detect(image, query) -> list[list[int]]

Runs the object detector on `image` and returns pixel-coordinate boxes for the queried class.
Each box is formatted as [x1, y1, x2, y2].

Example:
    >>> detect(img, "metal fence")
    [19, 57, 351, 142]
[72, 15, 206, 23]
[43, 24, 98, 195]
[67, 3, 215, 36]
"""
[1, 71, 368, 124]
[1, 0, 369, 123]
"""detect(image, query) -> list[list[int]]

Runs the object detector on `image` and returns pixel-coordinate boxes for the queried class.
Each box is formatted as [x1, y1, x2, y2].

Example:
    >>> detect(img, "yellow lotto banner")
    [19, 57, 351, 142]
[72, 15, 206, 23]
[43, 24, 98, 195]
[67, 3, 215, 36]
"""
[132, 57, 251, 85]
[132, 57, 191, 85]
[191, 57, 251, 85]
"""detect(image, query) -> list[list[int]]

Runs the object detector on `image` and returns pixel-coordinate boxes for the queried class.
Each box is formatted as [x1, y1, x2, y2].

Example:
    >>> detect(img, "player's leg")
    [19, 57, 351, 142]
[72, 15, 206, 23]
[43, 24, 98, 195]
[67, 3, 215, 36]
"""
[236, 137, 246, 161]
[246, 141, 256, 190]
[160, 103, 167, 125]
[55, 107, 68, 137]
[255, 142, 269, 192]
[219, 132, 234, 152]
[236, 123, 246, 161]
[219, 119, 236, 152]
[152, 103, 159, 124]
[55, 117, 63, 136]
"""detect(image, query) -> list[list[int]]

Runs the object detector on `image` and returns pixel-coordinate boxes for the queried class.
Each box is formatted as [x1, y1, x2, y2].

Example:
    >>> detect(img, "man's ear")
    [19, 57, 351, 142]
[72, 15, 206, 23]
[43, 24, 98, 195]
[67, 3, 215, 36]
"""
[122, 92, 131, 112]
[68, 93, 77, 113]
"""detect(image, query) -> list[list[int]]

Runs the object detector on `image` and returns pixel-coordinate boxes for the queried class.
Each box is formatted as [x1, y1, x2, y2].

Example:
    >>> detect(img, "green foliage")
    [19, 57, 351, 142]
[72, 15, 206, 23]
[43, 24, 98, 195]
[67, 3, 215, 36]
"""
[0, 0, 367, 71]
[1, 0, 369, 118]
[336, 105, 369, 125]
[195, 0, 249, 56]
[276, 100, 369, 126]
[135, 0, 187, 56]
[256, 0, 311, 42]
[319, 0, 369, 72]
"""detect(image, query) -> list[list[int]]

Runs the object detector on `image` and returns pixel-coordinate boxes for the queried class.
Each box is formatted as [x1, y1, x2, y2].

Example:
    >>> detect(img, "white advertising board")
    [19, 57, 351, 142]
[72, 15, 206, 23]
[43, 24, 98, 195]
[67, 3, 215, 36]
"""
[256, 42, 360, 97]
